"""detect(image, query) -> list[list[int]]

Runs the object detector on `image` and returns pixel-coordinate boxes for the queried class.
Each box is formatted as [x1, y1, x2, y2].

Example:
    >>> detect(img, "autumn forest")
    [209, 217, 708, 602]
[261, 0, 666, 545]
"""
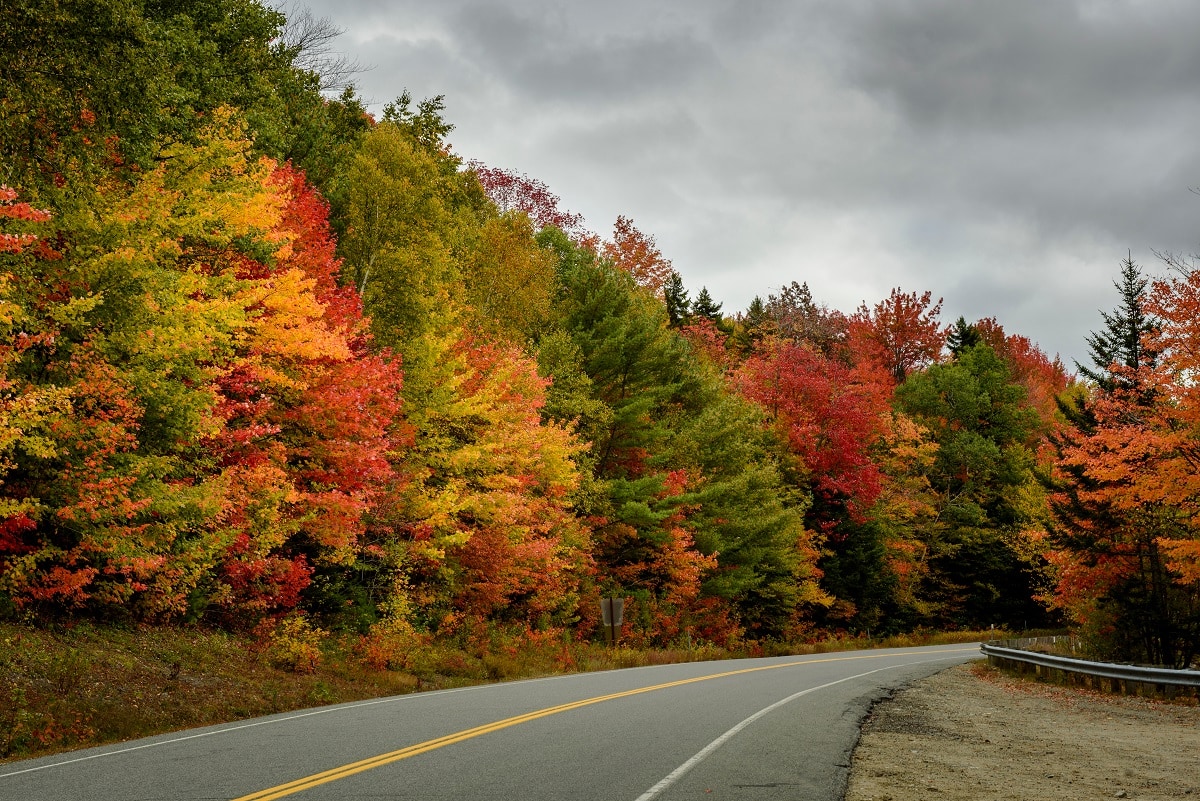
[2, 0, 1199, 670]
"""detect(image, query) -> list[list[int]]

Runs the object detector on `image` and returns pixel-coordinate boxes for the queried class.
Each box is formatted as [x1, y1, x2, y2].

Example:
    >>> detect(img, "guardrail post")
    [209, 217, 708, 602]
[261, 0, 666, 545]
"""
[980, 639, 1200, 700]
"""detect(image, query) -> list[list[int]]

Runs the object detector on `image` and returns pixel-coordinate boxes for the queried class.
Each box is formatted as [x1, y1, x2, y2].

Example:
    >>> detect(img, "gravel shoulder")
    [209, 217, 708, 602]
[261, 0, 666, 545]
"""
[845, 661, 1200, 801]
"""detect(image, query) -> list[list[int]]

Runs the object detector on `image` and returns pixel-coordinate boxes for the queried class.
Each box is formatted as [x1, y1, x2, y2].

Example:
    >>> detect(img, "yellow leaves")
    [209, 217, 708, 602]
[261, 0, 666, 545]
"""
[881, 411, 938, 471]
[252, 269, 352, 361]
[393, 327, 588, 617]
[221, 462, 297, 554]
[0, 273, 20, 329]
[0, 384, 73, 462]
[464, 213, 556, 340]
[872, 411, 939, 525]
[341, 123, 455, 299]
[115, 107, 285, 253]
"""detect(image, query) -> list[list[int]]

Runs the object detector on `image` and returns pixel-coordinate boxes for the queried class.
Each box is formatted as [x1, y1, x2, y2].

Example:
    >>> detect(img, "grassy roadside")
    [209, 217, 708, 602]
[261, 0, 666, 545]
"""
[0, 621, 1001, 763]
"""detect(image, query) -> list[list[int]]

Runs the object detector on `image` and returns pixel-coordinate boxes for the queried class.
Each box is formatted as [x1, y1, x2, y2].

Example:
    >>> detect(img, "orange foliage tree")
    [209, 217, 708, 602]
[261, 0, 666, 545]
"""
[1144, 265, 1200, 590]
[600, 215, 675, 297]
[1047, 257, 1199, 666]
[389, 329, 589, 634]
[0, 117, 409, 625]
[206, 162, 407, 625]
[848, 288, 947, 384]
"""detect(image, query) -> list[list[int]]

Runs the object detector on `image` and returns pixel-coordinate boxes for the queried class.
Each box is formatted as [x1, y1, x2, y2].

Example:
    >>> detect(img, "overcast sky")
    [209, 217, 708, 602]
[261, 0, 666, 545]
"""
[292, 0, 1200, 368]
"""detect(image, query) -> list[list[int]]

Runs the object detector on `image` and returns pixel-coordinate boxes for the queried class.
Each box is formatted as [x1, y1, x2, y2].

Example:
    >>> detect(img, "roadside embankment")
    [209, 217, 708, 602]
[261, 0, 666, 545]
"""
[845, 662, 1200, 801]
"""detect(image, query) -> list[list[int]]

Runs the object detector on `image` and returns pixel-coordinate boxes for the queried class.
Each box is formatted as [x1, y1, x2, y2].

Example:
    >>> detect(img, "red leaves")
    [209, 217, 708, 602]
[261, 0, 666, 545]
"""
[736, 341, 888, 528]
[0, 186, 51, 254]
[681, 318, 733, 370]
[391, 330, 587, 625]
[203, 162, 407, 617]
[848, 288, 946, 384]
[0, 515, 36, 556]
[220, 536, 313, 620]
[468, 161, 588, 238]
[270, 164, 364, 329]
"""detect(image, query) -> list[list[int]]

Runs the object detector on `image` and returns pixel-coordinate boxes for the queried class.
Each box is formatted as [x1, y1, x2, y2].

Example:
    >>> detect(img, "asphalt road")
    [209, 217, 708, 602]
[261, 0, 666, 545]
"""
[1, 643, 980, 801]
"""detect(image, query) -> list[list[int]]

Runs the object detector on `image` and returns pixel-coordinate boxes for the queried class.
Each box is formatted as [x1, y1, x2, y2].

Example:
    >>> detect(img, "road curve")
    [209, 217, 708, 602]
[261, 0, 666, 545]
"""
[1, 643, 979, 801]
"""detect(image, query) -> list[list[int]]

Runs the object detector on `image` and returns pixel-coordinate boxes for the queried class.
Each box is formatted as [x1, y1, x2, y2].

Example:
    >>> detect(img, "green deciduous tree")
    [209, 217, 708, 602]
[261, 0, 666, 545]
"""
[895, 343, 1050, 628]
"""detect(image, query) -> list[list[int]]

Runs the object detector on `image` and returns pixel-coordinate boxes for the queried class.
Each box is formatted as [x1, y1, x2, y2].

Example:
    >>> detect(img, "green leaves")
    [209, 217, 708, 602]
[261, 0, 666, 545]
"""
[893, 342, 1048, 627]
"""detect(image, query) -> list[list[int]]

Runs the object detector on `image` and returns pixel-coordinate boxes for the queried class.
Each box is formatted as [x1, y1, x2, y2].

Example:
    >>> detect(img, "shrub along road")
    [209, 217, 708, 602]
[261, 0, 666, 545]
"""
[1, 644, 977, 801]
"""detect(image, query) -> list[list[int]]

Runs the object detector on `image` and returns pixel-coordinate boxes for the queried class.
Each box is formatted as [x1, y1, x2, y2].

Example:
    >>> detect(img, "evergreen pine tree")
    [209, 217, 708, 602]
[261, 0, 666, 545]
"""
[1047, 254, 1186, 665]
[1076, 254, 1157, 392]
[743, 296, 769, 336]
[894, 343, 1049, 629]
[692, 286, 723, 323]
[663, 270, 691, 328]
[946, 316, 981, 357]
[732, 295, 773, 353]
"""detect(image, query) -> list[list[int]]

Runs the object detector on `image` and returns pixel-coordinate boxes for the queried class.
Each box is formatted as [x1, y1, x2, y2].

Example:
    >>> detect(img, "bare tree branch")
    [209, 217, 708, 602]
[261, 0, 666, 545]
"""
[273, 4, 369, 93]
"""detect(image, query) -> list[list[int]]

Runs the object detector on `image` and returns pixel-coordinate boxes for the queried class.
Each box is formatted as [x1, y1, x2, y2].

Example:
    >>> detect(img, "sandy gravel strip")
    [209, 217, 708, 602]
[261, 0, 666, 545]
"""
[845, 662, 1200, 801]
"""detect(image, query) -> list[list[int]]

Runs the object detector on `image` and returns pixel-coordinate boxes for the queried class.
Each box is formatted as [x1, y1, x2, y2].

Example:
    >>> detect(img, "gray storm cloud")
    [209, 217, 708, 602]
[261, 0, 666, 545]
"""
[292, 0, 1200, 367]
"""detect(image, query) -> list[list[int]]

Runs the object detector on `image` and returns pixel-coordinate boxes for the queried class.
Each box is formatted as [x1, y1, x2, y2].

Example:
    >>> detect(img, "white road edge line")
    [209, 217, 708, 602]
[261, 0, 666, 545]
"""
[0, 681, 501, 780]
[0, 657, 761, 781]
[0, 656, 811, 781]
[632, 656, 965, 801]
[1, 649, 973, 781]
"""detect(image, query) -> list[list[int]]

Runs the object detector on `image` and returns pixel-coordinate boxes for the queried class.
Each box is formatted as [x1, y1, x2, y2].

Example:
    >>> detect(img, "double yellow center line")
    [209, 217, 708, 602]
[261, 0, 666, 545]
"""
[234, 648, 975, 800]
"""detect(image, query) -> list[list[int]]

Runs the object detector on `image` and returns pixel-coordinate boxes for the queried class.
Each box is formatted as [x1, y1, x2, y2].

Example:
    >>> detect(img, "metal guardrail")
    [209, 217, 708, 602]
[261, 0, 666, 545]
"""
[980, 638, 1200, 691]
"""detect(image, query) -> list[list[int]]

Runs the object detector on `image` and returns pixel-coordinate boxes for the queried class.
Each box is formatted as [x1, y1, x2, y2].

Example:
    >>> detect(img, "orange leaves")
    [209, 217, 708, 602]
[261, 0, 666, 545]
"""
[1161, 538, 1200, 584]
[1046, 262, 1200, 660]
[1146, 267, 1200, 440]
[0, 119, 413, 624]
[269, 165, 362, 329]
[239, 268, 354, 381]
[0, 349, 168, 613]
[20, 564, 99, 607]
[1068, 264, 1200, 520]
[207, 160, 407, 604]
[601, 216, 674, 297]
[848, 288, 947, 384]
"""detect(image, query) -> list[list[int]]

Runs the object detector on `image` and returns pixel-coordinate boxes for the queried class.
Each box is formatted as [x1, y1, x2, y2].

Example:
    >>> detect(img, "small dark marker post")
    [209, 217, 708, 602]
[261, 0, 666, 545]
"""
[600, 596, 624, 646]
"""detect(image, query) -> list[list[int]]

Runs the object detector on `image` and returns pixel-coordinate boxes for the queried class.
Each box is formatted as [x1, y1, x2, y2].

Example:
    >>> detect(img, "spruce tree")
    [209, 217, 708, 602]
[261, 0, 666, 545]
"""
[946, 316, 981, 357]
[663, 270, 691, 328]
[692, 286, 723, 322]
[1076, 254, 1157, 392]
[1047, 254, 1185, 665]
[732, 295, 773, 353]
[894, 343, 1048, 628]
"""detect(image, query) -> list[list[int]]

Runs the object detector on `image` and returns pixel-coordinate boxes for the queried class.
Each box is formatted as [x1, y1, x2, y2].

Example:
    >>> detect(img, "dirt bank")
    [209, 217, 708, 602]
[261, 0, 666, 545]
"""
[845, 661, 1200, 801]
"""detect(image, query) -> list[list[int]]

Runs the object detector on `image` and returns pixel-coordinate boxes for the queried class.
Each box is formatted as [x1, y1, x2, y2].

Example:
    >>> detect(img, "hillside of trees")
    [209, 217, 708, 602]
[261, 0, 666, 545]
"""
[1, 0, 1197, 668]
